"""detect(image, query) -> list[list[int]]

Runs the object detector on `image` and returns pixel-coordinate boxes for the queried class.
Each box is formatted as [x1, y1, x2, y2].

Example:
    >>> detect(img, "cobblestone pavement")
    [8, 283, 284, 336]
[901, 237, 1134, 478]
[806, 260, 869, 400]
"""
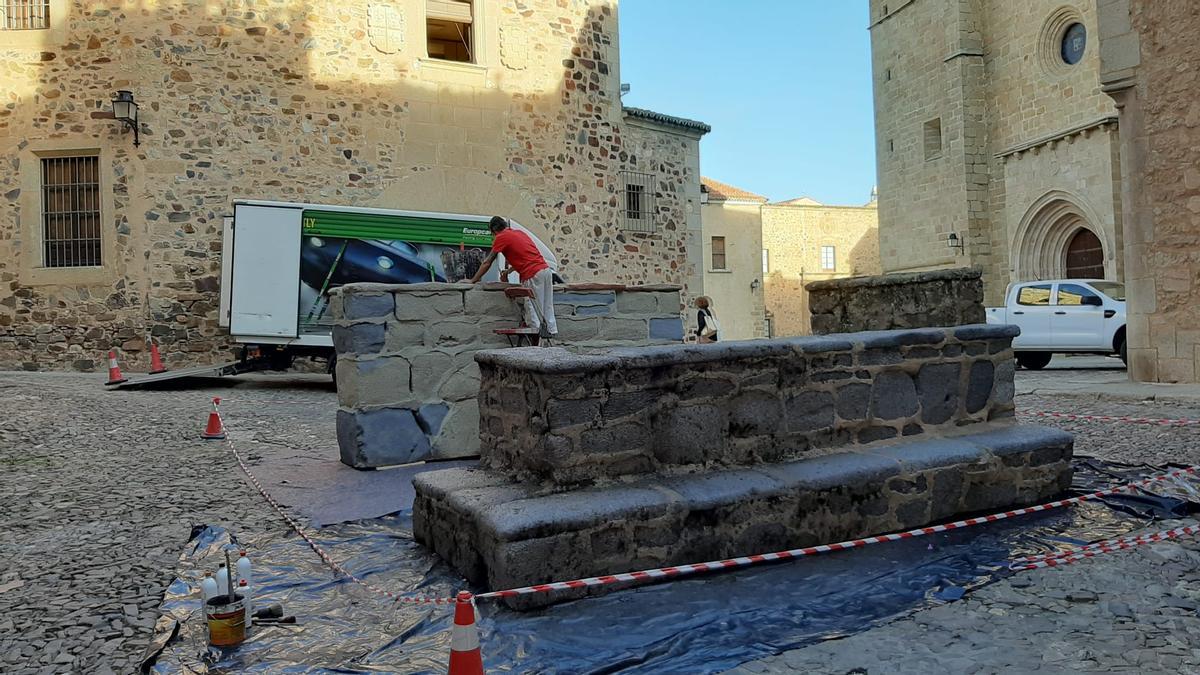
[733, 364, 1200, 675]
[0, 372, 336, 675]
[5, 366, 1200, 674]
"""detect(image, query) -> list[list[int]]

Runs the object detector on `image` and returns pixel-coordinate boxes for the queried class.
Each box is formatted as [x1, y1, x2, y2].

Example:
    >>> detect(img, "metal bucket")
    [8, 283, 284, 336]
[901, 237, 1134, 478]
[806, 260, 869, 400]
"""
[205, 594, 246, 647]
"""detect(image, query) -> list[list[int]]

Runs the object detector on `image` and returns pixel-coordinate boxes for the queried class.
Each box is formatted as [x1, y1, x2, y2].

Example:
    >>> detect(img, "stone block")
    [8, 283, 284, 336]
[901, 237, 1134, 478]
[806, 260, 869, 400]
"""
[336, 356, 411, 407]
[572, 304, 612, 317]
[836, 382, 871, 420]
[333, 322, 385, 355]
[555, 291, 615, 307]
[871, 370, 918, 420]
[465, 289, 517, 316]
[337, 407, 433, 469]
[554, 317, 600, 342]
[438, 361, 481, 402]
[431, 400, 481, 459]
[547, 397, 602, 430]
[410, 351, 454, 398]
[603, 389, 657, 420]
[614, 292, 659, 314]
[384, 321, 426, 352]
[966, 360, 995, 413]
[648, 317, 684, 342]
[784, 390, 834, 433]
[597, 317, 648, 342]
[418, 402, 450, 435]
[729, 390, 782, 437]
[341, 292, 395, 320]
[425, 320, 478, 349]
[916, 362, 961, 425]
[396, 290, 464, 320]
[653, 404, 727, 465]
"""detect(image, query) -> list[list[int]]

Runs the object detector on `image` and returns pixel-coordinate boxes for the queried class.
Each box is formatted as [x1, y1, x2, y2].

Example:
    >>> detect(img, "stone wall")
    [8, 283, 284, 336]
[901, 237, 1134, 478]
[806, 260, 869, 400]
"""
[761, 200, 880, 337]
[0, 0, 707, 372]
[413, 324, 1072, 607]
[1099, 0, 1200, 383]
[476, 325, 1015, 485]
[807, 268, 984, 335]
[331, 281, 683, 468]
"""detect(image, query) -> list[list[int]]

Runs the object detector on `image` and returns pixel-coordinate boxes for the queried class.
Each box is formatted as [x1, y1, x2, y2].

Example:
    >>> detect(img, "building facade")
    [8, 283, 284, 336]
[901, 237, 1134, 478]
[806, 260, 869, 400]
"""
[762, 196, 880, 337]
[0, 0, 708, 371]
[698, 178, 767, 341]
[869, 0, 1123, 306]
[1098, 0, 1200, 383]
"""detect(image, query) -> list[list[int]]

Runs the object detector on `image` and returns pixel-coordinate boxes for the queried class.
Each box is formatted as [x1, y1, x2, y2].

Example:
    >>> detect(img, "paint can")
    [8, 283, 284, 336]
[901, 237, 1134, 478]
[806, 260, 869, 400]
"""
[205, 594, 247, 647]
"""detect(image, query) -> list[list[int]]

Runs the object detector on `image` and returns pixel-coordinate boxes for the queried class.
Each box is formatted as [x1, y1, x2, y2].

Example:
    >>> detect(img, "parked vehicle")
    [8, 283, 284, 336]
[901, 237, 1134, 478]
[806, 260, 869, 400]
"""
[986, 279, 1127, 370]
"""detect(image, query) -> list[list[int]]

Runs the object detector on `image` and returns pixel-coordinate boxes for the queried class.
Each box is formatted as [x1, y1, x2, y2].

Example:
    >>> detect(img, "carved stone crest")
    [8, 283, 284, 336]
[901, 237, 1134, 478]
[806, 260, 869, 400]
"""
[368, 4, 405, 55]
[500, 24, 529, 70]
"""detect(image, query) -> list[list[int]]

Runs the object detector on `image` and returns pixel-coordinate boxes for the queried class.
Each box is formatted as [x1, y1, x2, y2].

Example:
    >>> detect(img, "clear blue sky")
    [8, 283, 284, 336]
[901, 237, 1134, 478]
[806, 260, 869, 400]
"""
[618, 2, 877, 206]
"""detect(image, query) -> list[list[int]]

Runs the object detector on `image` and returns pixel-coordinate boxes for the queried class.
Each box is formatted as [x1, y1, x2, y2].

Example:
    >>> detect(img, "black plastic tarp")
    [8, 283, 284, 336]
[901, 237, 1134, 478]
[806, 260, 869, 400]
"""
[143, 458, 1197, 674]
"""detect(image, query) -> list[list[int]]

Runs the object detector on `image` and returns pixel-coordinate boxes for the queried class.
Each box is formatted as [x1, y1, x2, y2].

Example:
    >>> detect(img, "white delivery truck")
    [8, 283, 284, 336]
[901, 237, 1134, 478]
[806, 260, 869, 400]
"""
[110, 200, 558, 387]
[985, 279, 1127, 370]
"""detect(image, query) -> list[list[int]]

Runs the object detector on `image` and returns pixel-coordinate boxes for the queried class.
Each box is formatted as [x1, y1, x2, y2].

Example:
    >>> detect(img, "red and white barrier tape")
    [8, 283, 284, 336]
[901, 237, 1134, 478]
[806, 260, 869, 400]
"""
[1011, 523, 1200, 571]
[1026, 410, 1200, 428]
[216, 410, 456, 606]
[477, 465, 1200, 599]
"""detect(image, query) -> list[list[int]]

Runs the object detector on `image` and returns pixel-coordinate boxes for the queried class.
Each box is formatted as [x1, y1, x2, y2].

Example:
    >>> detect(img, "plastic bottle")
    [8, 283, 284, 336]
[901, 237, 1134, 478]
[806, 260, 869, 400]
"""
[216, 563, 230, 597]
[238, 578, 252, 618]
[200, 572, 218, 603]
[236, 551, 252, 588]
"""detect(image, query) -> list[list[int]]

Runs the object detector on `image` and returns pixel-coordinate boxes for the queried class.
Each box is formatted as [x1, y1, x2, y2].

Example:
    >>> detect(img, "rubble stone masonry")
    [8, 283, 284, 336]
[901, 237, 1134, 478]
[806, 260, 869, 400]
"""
[0, 0, 705, 372]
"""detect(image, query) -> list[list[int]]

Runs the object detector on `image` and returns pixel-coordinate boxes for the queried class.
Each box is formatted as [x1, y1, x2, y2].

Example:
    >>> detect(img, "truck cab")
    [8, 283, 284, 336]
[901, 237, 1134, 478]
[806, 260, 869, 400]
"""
[986, 279, 1127, 370]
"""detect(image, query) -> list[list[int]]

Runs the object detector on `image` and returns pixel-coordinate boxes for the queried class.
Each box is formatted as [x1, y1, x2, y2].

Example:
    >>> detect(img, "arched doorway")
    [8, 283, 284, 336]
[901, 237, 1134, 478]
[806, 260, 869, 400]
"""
[1013, 191, 1112, 281]
[1064, 228, 1105, 278]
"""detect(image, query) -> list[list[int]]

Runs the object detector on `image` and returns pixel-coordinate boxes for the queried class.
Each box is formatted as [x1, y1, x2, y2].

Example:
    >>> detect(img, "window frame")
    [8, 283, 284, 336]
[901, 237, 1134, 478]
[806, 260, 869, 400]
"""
[425, 0, 474, 64]
[711, 236, 727, 271]
[1055, 283, 1102, 307]
[820, 245, 836, 271]
[1, 0, 51, 30]
[762, 248, 769, 274]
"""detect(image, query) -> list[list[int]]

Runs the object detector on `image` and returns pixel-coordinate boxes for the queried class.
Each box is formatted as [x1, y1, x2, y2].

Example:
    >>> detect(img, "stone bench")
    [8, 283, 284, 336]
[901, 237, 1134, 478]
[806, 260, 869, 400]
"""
[414, 424, 1072, 604]
[412, 324, 1073, 608]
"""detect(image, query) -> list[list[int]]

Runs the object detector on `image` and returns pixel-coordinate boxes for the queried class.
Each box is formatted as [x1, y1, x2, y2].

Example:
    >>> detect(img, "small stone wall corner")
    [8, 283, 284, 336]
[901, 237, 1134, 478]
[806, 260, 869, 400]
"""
[807, 267, 985, 335]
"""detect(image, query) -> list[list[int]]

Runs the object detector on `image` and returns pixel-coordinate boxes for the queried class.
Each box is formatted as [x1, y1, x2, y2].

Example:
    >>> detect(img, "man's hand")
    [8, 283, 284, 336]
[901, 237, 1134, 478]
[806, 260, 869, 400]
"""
[500, 266, 515, 279]
[469, 252, 499, 284]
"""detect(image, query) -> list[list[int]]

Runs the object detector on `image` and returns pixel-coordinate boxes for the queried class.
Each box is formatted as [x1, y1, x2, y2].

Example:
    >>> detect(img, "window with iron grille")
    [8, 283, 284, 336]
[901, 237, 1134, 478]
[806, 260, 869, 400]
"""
[620, 170, 656, 232]
[42, 155, 103, 268]
[711, 237, 727, 270]
[2, 0, 50, 30]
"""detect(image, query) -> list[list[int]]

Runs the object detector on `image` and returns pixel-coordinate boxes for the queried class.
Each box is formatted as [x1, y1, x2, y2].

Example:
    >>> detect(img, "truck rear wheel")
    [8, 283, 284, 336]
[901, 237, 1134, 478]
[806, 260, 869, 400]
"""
[1016, 352, 1052, 370]
[1118, 337, 1128, 366]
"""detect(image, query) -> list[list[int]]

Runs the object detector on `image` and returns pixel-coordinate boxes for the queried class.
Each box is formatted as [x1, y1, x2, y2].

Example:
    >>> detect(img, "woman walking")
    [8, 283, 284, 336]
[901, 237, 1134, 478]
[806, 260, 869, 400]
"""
[695, 296, 719, 343]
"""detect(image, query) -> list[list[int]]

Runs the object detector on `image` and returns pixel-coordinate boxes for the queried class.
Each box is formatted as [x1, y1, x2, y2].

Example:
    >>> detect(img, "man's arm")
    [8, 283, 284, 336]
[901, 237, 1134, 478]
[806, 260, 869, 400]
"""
[469, 251, 499, 284]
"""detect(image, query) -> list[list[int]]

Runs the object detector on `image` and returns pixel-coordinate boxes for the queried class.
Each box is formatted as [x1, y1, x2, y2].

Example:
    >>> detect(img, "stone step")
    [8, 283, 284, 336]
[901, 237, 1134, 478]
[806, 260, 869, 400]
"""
[413, 423, 1073, 609]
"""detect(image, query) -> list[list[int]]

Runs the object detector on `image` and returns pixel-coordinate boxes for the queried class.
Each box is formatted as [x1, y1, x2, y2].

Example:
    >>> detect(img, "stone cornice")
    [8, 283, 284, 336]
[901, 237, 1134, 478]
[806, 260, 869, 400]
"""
[995, 116, 1120, 161]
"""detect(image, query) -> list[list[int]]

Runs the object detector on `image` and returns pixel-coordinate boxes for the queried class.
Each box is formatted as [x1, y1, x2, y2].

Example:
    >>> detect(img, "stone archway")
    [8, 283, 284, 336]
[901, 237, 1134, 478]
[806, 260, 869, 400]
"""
[1013, 191, 1111, 281]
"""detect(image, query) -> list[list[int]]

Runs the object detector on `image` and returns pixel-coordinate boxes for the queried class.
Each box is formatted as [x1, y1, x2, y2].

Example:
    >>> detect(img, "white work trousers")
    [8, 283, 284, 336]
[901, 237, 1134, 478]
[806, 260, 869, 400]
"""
[522, 268, 558, 336]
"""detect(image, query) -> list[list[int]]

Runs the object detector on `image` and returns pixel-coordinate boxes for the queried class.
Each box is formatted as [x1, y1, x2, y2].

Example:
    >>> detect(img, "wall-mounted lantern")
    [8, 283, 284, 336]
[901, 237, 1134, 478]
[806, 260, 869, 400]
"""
[947, 232, 964, 254]
[110, 90, 140, 147]
[750, 278, 760, 292]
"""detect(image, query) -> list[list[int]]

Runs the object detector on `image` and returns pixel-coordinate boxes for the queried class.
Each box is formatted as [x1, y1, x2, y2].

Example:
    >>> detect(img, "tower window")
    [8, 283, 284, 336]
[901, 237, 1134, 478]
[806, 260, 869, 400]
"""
[924, 118, 943, 161]
[427, 1, 473, 63]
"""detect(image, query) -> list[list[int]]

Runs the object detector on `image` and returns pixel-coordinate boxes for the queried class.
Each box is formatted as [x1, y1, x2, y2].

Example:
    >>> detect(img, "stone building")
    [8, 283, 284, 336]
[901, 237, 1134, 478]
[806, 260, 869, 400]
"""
[1098, 1, 1200, 383]
[698, 177, 767, 340]
[698, 178, 879, 340]
[869, 0, 1123, 305]
[761, 195, 880, 337]
[0, 0, 709, 371]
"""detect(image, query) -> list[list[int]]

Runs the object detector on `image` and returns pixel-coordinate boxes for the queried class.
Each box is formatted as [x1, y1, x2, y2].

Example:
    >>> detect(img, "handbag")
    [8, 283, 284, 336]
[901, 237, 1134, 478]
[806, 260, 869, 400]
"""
[699, 309, 720, 337]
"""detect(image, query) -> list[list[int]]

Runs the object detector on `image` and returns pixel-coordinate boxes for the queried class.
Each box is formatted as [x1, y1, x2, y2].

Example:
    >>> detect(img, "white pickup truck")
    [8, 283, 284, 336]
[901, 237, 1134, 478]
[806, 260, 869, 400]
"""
[986, 279, 1127, 370]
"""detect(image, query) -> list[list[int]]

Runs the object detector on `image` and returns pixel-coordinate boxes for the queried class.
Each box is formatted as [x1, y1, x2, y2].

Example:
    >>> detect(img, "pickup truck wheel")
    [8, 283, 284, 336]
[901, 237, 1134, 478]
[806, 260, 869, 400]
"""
[1016, 352, 1052, 370]
[1118, 337, 1128, 366]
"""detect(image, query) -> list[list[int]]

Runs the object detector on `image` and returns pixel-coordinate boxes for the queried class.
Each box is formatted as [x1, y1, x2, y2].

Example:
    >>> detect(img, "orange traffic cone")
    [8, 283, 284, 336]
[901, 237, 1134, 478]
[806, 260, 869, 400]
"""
[148, 338, 168, 374]
[201, 397, 226, 440]
[448, 591, 484, 675]
[105, 350, 128, 386]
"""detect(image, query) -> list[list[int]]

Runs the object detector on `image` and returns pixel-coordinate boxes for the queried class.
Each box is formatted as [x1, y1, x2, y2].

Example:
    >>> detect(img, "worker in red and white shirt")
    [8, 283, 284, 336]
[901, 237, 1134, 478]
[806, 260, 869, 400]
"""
[470, 216, 558, 341]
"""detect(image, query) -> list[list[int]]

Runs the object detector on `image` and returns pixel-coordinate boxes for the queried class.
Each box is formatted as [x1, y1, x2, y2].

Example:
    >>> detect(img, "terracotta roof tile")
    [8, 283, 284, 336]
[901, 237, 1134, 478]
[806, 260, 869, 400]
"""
[701, 177, 768, 203]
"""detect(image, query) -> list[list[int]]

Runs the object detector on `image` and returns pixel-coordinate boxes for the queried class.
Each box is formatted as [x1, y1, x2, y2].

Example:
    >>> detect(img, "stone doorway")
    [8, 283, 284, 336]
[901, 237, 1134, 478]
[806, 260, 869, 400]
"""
[1064, 228, 1105, 279]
